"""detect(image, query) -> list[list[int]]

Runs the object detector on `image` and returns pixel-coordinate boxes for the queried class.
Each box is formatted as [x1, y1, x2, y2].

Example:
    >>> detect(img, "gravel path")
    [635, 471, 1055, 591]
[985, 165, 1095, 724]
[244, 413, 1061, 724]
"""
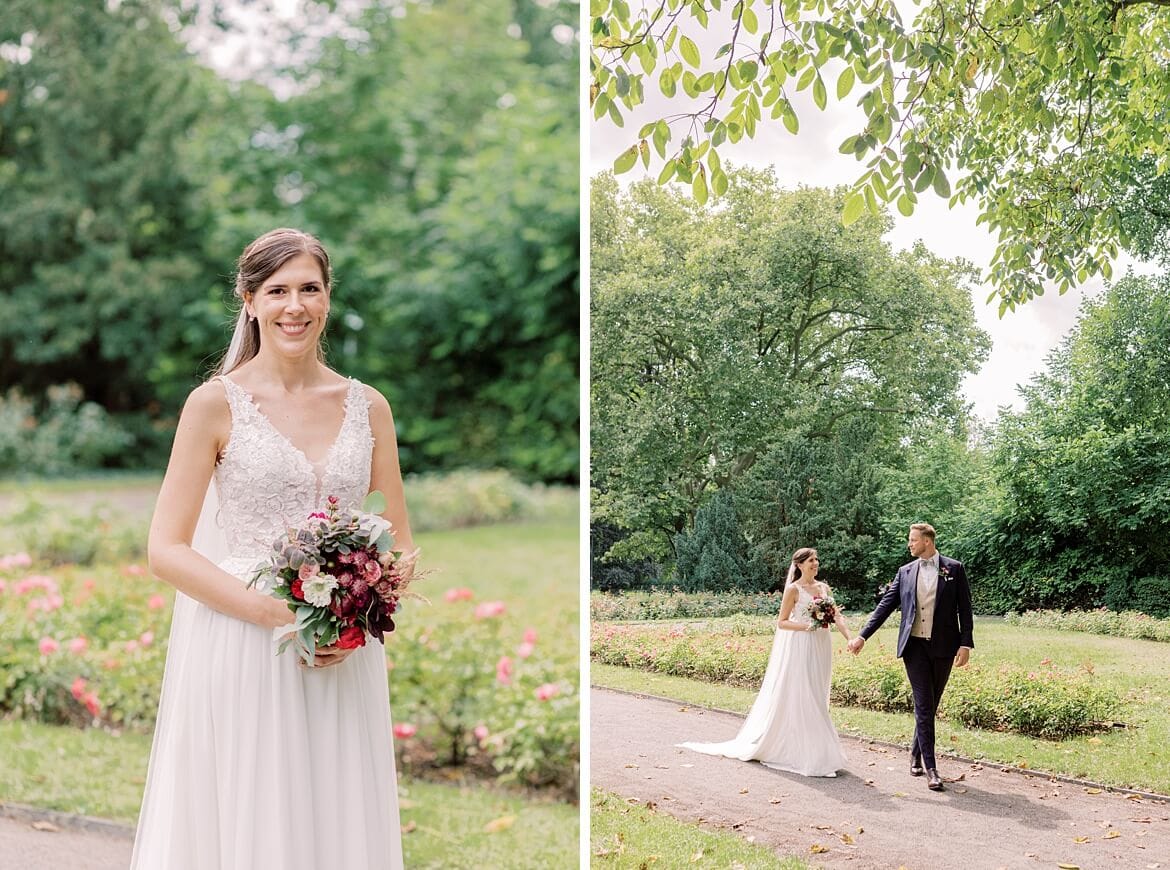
[591, 687, 1170, 869]
[0, 808, 132, 870]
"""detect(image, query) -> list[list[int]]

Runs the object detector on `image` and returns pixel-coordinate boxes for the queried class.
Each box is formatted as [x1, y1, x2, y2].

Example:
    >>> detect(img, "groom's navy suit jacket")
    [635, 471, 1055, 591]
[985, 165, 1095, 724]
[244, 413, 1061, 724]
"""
[860, 554, 975, 659]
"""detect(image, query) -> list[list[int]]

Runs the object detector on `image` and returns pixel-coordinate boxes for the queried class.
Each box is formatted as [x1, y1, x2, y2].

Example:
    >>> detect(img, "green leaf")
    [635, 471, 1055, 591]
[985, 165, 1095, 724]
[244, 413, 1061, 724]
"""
[711, 167, 729, 196]
[657, 158, 678, 184]
[812, 76, 827, 110]
[659, 67, 677, 98]
[782, 103, 799, 135]
[741, 5, 758, 33]
[842, 192, 866, 226]
[607, 99, 624, 126]
[680, 35, 701, 68]
[362, 490, 388, 514]
[837, 66, 855, 100]
[932, 168, 951, 198]
[613, 144, 639, 173]
[896, 194, 914, 217]
[693, 170, 709, 205]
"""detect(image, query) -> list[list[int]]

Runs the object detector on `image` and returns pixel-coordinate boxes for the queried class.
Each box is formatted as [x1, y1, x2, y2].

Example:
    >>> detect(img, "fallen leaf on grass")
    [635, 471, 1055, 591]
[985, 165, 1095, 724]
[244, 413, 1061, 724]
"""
[690, 850, 705, 862]
[644, 801, 657, 811]
[30, 821, 59, 833]
[401, 821, 417, 834]
[483, 815, 516, 834]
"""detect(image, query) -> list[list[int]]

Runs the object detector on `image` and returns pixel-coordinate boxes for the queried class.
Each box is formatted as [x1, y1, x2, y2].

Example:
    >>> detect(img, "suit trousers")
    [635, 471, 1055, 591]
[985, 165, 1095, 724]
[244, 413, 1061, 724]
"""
[902, 636, 954, 769]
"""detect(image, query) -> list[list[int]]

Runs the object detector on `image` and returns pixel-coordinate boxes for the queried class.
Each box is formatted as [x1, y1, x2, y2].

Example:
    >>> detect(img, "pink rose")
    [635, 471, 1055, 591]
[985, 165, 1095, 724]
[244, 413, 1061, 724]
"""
[444, 587, 474, 603]
[361, 560, 382, 582]
[522, 627, 538, 644]
[83, 692, 102, 717]
[148, 594, 166, 610]
[38, 637, 59, 655]
[495, 656, 513, 685]
[535, 683, 560, 701]
[475, 601, 507, 619]
[517, 641, 535, 659]
[139, 631, 154, 647]
[297, 562, 320, 582]
[70, 677, 87, 701]
[393, 723, 417, 739]
[68, 637, 88, 655]
[473, 724, 489, 741]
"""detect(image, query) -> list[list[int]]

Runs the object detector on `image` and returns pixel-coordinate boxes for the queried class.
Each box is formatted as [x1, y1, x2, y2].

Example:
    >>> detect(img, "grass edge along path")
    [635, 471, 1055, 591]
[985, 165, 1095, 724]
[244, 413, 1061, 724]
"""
[591, 662, 1170, 798]
[590, 788, 809, 869]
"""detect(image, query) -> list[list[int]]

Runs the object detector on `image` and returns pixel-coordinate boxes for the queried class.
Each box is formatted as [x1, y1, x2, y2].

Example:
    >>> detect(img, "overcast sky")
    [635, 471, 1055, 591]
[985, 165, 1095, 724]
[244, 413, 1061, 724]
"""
[587, 27, 1139, 422]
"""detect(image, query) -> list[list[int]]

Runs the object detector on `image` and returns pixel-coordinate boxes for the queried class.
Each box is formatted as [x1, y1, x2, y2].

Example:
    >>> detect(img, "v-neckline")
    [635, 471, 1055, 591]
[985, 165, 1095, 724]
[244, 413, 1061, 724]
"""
[223, 376, 353, 476]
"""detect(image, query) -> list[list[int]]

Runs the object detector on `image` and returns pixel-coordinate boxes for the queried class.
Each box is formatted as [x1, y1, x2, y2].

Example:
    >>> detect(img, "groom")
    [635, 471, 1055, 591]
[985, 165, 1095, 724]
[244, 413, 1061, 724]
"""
[847, 523, 974, 791]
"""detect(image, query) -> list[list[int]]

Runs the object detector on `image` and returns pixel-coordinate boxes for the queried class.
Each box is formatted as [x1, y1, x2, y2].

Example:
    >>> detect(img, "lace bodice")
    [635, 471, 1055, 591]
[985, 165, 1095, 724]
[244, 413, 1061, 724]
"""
[789, 583, 825, 626]
[213, 376, 374, 566]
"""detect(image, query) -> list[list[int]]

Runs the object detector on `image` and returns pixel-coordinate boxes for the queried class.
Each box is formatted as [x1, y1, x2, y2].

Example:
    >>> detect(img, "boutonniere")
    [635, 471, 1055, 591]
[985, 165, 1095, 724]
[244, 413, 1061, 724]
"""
[939, 565, 951, 579]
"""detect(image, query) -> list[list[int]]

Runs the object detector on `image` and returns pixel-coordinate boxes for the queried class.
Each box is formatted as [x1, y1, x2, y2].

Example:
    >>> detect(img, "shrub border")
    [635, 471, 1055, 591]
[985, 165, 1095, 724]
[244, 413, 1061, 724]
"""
[593, 684, 1170, 802]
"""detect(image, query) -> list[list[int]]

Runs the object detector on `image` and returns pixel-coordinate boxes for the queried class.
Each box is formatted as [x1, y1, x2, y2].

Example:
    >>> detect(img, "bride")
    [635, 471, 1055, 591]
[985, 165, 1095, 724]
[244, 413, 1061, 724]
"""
[680, 547, 849, 777]
[131, 228, 412, 869]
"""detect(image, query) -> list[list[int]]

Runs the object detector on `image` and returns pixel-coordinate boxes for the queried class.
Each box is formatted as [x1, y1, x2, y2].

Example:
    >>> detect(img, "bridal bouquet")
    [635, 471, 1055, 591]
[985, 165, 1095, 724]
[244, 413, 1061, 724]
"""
[248, 491, 421, 665]
[803, 594, 838, 631]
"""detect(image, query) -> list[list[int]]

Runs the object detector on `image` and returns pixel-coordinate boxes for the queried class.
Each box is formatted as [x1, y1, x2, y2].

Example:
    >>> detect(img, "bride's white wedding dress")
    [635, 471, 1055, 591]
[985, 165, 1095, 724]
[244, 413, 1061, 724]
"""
[131, 376, 404, 869]
[679, 582, 846, 777]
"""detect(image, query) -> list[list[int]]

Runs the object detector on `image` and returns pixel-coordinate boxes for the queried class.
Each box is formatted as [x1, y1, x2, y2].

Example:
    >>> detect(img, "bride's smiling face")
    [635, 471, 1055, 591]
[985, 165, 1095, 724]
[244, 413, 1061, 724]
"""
[246, 253, 330, 354]
[798, 551, 819, 579]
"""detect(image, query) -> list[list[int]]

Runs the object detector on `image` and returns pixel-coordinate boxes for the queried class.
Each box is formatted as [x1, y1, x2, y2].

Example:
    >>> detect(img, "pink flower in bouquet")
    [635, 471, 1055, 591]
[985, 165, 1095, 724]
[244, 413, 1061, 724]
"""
[393, 723, 417, 739]
[38, 637, 59, 655]
[68, 637, 88, 655]
[517, 641, 535, 659]
[361, 559, 382, 582]
[148, 594, 166, 610]
[495, 655, 513, 685]
[535, 683, 560, 702]
[475, 601, 507, 620]
[444, 587, 474, 603]
[297, 562, 320, 582]
[70, 677, 87, 701]
[83, 692, 102, 718]
[336, 625, 366, 650]
[139, 631, 154, 647]
[308, 512, 328, 520]
[522, 627, 538, 644]
[473, 724, 489, 741]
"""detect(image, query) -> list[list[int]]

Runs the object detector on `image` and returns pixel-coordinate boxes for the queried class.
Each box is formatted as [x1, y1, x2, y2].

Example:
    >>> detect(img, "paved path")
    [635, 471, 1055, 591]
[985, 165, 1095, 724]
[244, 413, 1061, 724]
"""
[592, 687, 1170, 869]
[0, 811, 132, 870]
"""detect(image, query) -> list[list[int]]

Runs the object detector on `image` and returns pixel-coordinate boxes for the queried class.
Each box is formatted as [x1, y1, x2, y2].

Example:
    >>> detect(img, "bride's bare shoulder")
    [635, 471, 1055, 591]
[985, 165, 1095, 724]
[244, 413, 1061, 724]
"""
[178, 380, 231, 439]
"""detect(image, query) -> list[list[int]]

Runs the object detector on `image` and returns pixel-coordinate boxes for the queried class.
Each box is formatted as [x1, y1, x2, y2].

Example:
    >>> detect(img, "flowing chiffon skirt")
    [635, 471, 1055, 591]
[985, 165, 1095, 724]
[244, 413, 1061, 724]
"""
[130, 557, 403, 870]
[680, 627, 846, 777]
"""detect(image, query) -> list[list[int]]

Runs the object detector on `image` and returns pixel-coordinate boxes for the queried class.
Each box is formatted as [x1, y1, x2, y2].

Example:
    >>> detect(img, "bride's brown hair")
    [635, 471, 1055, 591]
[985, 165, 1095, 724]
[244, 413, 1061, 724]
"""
[785, 547, 817, 585]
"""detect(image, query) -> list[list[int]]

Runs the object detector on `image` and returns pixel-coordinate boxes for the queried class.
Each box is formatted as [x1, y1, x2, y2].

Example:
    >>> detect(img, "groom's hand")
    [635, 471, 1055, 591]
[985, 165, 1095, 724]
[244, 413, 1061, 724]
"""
[955, 647, 971, 668]
[847, 637, 865, 655]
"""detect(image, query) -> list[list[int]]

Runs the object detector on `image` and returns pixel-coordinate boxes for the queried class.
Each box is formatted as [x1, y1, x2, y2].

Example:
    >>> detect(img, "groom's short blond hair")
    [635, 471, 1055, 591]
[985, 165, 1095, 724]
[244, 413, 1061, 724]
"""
[910, 522, 936, 541]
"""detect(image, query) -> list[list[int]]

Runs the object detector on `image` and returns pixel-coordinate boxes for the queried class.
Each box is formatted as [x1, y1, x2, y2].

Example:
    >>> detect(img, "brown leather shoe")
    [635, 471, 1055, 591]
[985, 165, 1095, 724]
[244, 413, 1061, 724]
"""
[910, 755, 924, 777]
[927, 768, 943, 791]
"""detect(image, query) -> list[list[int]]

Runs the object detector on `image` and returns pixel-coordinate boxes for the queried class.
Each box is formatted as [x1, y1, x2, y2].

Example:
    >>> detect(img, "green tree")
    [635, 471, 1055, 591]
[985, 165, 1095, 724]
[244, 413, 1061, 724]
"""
[673, 489, 763, 591]
[964, 275, 1170, 614]
[591, 0, 1170, 309]
[591, 167, 990, 559]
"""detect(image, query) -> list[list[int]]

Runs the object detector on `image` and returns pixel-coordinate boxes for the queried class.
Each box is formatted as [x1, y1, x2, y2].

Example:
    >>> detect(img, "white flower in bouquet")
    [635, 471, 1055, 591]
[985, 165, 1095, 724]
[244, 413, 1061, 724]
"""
[301, 573, 339, 608]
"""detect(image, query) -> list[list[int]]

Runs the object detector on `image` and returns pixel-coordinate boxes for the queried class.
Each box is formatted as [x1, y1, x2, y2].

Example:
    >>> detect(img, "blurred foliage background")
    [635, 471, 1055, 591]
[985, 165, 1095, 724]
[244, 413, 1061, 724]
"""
[0, 0, 579, 483]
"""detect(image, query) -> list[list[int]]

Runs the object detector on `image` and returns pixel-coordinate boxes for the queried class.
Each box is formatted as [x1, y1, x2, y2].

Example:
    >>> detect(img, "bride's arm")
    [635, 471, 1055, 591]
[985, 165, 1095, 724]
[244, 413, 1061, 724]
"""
[824, 583, 853, 641]
[775, 585, 811, 632]
[366, 386, 416, 557]
[146, 382, 294, 629]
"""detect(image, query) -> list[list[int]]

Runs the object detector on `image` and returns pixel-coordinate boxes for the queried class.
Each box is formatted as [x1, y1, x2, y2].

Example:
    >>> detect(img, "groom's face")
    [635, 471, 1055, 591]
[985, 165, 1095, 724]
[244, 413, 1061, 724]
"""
[908, 530, 929, 557]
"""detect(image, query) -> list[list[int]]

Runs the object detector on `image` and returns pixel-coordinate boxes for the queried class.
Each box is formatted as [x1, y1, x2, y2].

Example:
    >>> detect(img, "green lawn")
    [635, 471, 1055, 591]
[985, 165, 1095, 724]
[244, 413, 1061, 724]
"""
[590, 789, 807, 869]
[592, 617, 1170, 795]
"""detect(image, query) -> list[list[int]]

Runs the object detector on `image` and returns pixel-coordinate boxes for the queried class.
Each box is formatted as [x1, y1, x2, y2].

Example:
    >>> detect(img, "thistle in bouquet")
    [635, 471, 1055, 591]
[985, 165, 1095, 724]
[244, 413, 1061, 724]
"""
[803, 593, 838, 631]
[249, 491, 426, 665]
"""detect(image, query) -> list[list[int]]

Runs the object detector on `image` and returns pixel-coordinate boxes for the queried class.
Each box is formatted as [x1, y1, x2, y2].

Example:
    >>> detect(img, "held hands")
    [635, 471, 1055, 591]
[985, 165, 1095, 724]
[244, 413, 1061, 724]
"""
[847, 636, 865, 656]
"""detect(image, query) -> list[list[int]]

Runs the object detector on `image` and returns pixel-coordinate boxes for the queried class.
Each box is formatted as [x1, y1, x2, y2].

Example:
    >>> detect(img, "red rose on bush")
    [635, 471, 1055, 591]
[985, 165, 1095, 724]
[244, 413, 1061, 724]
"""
[336, 625, 366, 649]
